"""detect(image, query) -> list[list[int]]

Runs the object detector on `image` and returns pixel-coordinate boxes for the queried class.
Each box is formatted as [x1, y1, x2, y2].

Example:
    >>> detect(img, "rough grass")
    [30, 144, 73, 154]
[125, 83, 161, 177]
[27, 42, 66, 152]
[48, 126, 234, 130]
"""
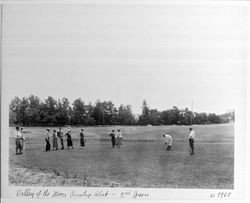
[9, 124, 234, 188]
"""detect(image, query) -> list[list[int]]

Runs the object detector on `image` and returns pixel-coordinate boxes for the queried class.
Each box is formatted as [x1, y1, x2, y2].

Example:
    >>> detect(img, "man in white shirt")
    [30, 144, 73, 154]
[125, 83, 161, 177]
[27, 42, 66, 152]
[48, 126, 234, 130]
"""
[20, 128, 26, 151]
[163, 134, 173, 150]
[189, 128, 195, 155]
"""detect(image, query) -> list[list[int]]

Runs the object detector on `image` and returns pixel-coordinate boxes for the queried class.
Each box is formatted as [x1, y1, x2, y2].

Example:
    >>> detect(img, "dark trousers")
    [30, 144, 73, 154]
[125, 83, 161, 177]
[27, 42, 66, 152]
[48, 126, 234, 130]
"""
[80, 137, 85, 147]
[45, 139, 50, 151]
[111, 138, 115, 148]
[60, 138, 64, 149]
[189, 138, 194, 154]
[16, 138, 23, 154]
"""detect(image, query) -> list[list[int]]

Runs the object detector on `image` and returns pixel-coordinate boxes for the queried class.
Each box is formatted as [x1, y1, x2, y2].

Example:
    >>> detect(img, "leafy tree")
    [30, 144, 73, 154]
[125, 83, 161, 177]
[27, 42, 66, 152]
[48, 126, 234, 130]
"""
[219, 111, 235, 123]
[9, 95, 233, 126]
[117, 104, 135, 125]
[168, 106, 181, 125]
[40, 96, 57, 125]
[72, 98, 86, 125]
[104, 101, 117, 125]
[138, 100, 150, 125]
[193, 112, 208, 124]
[9, 109, 18, 125]
[160, 110, 170, 125]
[9, 96, 21, 125]
[55, 98, 70, 126]
[85, 102, 96, 125]
[208, 113, 220, 124]
[19, 97, 29, 126]
[148, 109, 161, 125]
[25, 95, 41, 125]
[179, 108, 193, 125]
[93, 100, 103, 125]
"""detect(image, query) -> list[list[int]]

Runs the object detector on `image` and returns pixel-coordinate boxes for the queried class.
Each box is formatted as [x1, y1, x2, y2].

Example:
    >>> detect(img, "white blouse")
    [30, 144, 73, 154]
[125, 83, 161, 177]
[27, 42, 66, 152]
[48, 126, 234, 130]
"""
[189, 130, 195, 139]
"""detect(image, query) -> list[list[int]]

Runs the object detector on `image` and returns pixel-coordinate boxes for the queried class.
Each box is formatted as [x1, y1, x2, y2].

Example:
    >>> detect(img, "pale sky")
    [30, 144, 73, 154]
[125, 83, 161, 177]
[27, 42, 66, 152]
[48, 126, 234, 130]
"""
[2, 4, 246, 114]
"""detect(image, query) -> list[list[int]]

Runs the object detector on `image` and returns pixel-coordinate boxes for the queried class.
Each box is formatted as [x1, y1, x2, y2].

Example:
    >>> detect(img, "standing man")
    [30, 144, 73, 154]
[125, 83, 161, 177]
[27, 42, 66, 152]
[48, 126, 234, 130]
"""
[109, 130, 116, 148]
[57, 127, 64, 150]
[163, 134, 172, 150]
[45, 128, 51, 152]
[15, 126, 23, 155]
[79, 129, 85, 148]
[189, 128, 195, 155]
[20, 128, 26, 151]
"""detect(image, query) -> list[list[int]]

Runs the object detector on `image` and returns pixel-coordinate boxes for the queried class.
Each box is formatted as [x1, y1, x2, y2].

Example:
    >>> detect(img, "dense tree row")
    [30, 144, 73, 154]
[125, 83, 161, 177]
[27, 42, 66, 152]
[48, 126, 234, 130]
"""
[137, 101, 234, 125]
[9, 95, 234, 126]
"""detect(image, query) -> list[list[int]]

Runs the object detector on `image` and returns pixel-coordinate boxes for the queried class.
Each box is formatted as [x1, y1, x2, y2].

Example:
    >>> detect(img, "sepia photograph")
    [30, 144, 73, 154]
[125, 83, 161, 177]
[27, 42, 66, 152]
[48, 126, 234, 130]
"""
[0, 0, 248, 201]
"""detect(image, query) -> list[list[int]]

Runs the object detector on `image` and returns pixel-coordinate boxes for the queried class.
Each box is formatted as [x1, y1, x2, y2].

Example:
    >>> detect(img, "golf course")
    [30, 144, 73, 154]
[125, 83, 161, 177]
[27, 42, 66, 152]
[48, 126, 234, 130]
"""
[9, 124, 234, 189]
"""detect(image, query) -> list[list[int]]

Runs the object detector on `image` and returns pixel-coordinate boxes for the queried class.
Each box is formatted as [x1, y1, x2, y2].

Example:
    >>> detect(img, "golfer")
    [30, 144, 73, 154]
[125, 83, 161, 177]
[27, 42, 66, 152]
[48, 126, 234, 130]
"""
[80, 129, 85, 148]
[163, 134, 172, 150]
[15, 126, 23, 155]
[189, 128, 195, 155]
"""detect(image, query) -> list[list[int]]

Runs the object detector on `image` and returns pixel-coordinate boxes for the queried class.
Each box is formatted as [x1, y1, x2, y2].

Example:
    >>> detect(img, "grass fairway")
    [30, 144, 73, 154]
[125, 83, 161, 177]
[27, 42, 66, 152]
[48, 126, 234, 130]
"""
[9, 124, 234, 188]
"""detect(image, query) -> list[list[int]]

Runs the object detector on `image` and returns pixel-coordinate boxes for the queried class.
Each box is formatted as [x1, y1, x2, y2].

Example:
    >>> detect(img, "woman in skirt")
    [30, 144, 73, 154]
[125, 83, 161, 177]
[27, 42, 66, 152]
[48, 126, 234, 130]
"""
[65, 129, 74, 149]
[115, 129, 122, 148]
[80, 129, 85, 148]
[45, 128, 51, 152]
[52, 129, 59, 150]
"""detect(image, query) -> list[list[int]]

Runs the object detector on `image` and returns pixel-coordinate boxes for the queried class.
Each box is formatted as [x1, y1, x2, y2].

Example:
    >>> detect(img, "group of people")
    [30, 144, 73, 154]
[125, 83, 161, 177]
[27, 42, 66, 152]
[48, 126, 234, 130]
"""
[109, 129, 123, 148]
[15, 126, 196, 155]
[163, 128, 196, 155]
[44, 127, 86, 151]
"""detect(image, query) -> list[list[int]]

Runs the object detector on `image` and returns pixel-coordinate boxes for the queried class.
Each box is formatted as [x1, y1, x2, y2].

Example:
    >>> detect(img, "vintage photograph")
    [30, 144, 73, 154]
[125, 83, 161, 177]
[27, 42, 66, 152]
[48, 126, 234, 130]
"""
[2, 2, 246, 191]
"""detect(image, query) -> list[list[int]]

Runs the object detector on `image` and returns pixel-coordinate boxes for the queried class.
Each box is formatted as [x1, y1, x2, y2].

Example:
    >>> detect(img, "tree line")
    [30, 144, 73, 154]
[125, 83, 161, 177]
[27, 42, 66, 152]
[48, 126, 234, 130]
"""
[9, 95, 234, 126]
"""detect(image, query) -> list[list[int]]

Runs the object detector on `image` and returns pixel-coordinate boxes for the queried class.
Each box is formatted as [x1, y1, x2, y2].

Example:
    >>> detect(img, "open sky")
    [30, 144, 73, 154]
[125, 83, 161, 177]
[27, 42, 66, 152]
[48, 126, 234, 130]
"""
[2, 4, 246, 114]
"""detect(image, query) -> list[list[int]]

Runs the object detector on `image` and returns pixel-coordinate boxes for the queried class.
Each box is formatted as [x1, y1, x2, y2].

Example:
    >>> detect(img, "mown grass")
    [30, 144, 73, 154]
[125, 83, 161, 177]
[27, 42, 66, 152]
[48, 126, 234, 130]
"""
[9, 124, 234, 188]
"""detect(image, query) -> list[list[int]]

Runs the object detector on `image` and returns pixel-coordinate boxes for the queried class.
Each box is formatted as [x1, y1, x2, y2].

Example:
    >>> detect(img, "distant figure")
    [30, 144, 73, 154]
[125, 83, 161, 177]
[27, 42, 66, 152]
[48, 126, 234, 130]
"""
[80, 129, 85, 148]
[57, 127, 64, 150]
[189, 128, 195, 155]
[52, 129, 59, 150]
[109, 130, 116, 148]
[163, 134, 172, 150]
[20, 128, 26, 151]
[115, 129, 122, 148]
[15, 126, 23, 155]
[65, 129, 74, 149]
[45, 128, 51, 152]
